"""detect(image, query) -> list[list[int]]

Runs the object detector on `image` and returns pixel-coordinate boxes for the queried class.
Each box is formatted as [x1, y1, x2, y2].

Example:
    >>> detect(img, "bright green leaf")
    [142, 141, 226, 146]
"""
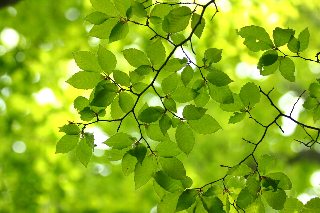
[279, 57, 295, 82]
[104, 132, 135, 149]
[203, 48, 222, 66]
[139, 106, 164, 123]
[188, 114, 221, 135]
[123, 48, 150, 67]
[298, 27, 309, 52]
[273, 27, 295, 47]
[162, 6, 192, 33]
[134, 155, 156, 189]
[175, 122, 195, 155]
[113, 70, 131, 86]
[176, 189, 197, 211]
[160, 157, 186, 180]
[159, 114, 172, 135]
[239, 82, 260, 106]
[182, 104, 206, 120]
[109, 22, 129, 43]
[207, 70, 232, 87]
[67, 71, 102, 89]
[237, 188, 256, 209]
[263, 189, 287, 210]
[73, 51, 100, 72]
[56, 135, 79, 153]
[119, 92, 134, 113]
[59, 123, 80, 135]
[162, 73, 178, 94]
[122, 151, 138, 176]
[181, 65, 194, 86]
[156, 139, 181, 157]
[90, 0, 118, 16]
[229, 112, 246, 124]
[309, 82, 320, 98]
[89, 18, 118, 39]
[76, 134, 93, 167]
[146, 39, 166, 67]
[85, 12, 109, 25]
[97, 45, 117, 73]
[191, 13, 205, 38]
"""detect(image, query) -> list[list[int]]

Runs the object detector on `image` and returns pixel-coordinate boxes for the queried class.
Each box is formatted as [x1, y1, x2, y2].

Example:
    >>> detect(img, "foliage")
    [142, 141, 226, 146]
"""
[56, 0, 320, 212]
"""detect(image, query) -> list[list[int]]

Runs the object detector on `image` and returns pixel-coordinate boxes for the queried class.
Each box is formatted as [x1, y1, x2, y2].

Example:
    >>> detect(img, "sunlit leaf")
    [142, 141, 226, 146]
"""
[191, 13, 205, 38]
[162, 6, 192, 33]
[239, 82, 260, 106]
[97, 45, 117, 73]
[188, 114, 221, 135]
[123, 48, 150, 67]
[139, 106, 165, 123]
[279, 57, 295, 82]
[134, 155, 156, 189]
[175, 122, 195, 154]
[238, 25, 273, 51]
[67, 71, 102, 89]
[176, 189, 197, 211]
[273, 27, 295, 47]
[160, 157, 186, 180]
[56, 135, 79, 153]
[104, 132, 135, 150]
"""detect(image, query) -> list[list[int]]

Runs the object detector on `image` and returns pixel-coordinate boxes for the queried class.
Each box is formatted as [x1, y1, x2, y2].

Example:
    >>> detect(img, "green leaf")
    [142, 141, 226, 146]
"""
[259, 154, 276, 175]
[313, 106, 320, 122]
[122, 151, 138, 176]
[266, 172, 292, 190]
[208, 84, 234, 104]
[164, 97, 177, 112]
[90, 83, 118, 107]
[104, 132, 135, 149]
[159, 114, 172, 135]
[119, 92, 134, 113]
[162, 6, 192, 33]
[172, 86, 196, 103]
[303, 197, 320, 213]
[287, 36, 300, 53]
[74, 96, 89, 111]
[130, 143, 147, 164]
[298, 27, 309, 52]
[157, 192, 180, 213]
[279, 57, 295, 82]
[156, 139, 181, 157]
[160, 157, 186, 180]
[182, 105, 206, 120]
[309, 82, 320, 98]
[303, 96, 318, 110]
[56, 135, 79, 153]
[257, 50, 278, 70]
[239, 82, 261, 106]
[139, 106, 165, 123]
[188, 114, 221, 135]
[89, 18, 118, 39]
[162, 73, 179, 94]
[245, 198, 265, 213]
[175, 122, 195, 155]
[105, 149, 127, 161]
[76, 134, 94, 167]
[73, 51, 100, 72]
[238, 25, 273, 52]
[134, 155, 156, 189]
[114, 0, 131, 17]
[163, 58, 187, 72]
[259, 59, 279, 76]
[181, 65, 194, 86]
[229, 112, 246, 124]
[123, 48, 150, 67]
[90, 0, 118, 16]
[191, 13, 205, 38]
[146, 124, 166, 142]
[205, 197, 225, 212]
[207, 70, 232, 87]
[85, 12, 109, 25]
[273, 27, 295, 47]
[263, 189, 287, 210]
[170, 33, 186, 46]
[132, 2, 147, 18]
[282, 197, 303, 213]
[203, 48, 222, 66]
[109, 22, 129, 43]
[154, 171, 184, 193]
[237, 188, 256, 209]
[176, 189, 197, 211]
[146, 39, 166, 67]
[113, 70, 131, 86]
[67, 71, 102, 89]
[194, 90, 210, 107]
[79, 107, 95, 121]
[97, 45, 117, 73]
[59, 123, 80, 135]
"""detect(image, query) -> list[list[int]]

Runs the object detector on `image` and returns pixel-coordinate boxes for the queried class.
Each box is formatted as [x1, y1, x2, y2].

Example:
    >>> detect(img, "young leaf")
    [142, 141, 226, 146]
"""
[203, 48, 222, 66]
[229, 112, 246, 124]
[279, 57, 295, 82]
[67, 71, 102, 89]
[156, 140, 181, 157]
[175, 122, 195, 155]
[236, 188, 256, 209]
[122, 151, 138, 176]
[160, 157, 186, 180]
[73, 51, 100, 72]
[123, 48, 150, 67]
[238, 25, 273, 51]
[97, 45, 117, 73]
[90, 0, 118, 16]
[273, 27, 295, 47]
[239, 82, 261, 106]
[104, 132, 135, 149]
[139, 106, 165, 123]
[206, 70, 232, 87]
[76, 134, 93, 167]
[59, 123, 80, 135]
[176, 189, 197, 211]
[188, 114, 221, 135]
[74, 96, 89, 111]
[134, 155, 156, 189]
[159, 114, 172, 135]
[118, 92, 134, 113]
[113, 70, 131, 87]
[109, 22, 129, 43]
[263, 189, 287, 210]
[146, 39, 166, 67]
[56, 135, 79, 153]
[172, 86, 196, 103]
[181, 65, 194, 86]
[161, 73, 179, 95]
[89, 18, 118, 39]
[182, 105, 206, 120]
[162, 6, 192, 33]
[191, 13, 205, 38]
[298, 27, 309, 52]
[85, 12, 109, 25]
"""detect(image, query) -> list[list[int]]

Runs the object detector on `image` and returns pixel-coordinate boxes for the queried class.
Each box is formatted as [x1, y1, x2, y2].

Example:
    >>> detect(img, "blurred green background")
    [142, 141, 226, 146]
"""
[0, 0, 319, 212]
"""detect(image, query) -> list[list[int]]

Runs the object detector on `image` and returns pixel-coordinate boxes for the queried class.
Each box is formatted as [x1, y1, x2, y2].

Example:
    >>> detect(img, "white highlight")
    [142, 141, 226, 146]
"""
[235, 62, 265, 80]
[93, 163, 111, 176]
[0, 28, 20, 49]
[86, 127, 109, 150]
[12, 141, 26, 153]
[310, 170, 320, 187]
[278, 91, 304, 136]
[33, 88, 60, 106]
[174, 47, 196, 69]
[0, 98, 6, 114]
[65, 8, 80, 21]
[298, 193, 317, 204]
